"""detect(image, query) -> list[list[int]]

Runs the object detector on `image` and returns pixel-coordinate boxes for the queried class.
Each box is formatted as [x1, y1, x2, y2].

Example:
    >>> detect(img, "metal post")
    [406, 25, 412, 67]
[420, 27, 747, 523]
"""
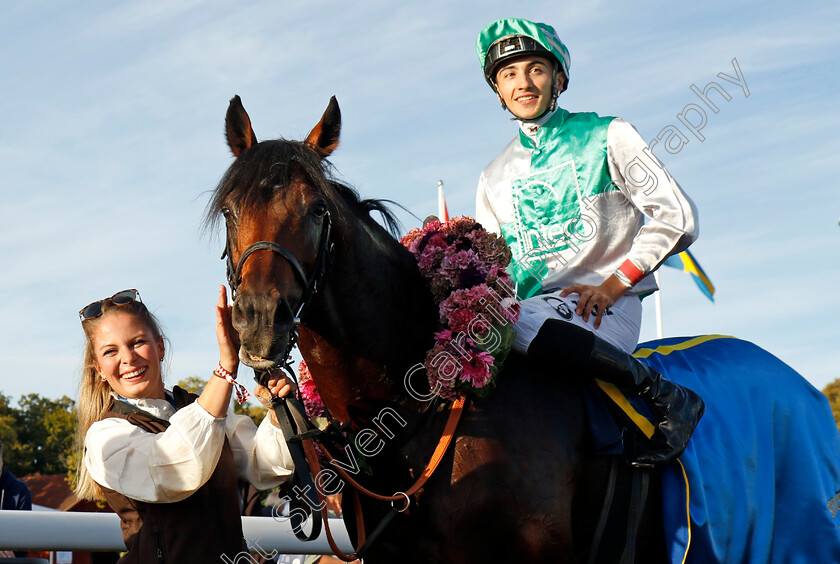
[654, 270, 664, 339]
[0, 511, 354, 554]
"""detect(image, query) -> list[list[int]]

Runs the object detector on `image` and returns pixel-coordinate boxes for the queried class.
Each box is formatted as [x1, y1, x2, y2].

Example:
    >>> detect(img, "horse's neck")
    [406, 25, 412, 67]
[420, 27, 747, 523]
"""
[300, 216, 437, 416]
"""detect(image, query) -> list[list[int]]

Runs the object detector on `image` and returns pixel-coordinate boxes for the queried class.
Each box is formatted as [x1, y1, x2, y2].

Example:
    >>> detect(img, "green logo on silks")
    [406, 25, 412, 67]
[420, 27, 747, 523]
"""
[500, 161, 592, 299]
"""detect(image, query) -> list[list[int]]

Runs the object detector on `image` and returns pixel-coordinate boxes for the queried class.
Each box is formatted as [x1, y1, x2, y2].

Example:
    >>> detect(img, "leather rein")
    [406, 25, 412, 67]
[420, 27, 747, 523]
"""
[221, 210, 467, 560]
[279, 392, 467, 561]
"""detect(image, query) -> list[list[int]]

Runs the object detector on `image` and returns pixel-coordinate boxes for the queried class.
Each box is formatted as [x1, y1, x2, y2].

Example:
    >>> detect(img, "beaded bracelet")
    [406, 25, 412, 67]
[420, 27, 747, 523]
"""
[213, 363, 250, 404]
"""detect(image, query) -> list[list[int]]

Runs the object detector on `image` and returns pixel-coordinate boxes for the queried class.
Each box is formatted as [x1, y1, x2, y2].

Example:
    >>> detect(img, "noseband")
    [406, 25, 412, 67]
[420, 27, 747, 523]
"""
[221, 211, 333, 375]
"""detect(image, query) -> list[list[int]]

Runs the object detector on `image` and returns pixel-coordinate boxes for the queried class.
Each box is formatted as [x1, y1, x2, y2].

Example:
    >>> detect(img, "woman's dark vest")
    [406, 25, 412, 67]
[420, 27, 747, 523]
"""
[98, 387, 246, 563]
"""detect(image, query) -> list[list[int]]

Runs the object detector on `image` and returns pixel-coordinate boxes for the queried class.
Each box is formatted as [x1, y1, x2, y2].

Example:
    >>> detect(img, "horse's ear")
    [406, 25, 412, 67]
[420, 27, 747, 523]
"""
[304, 96, 341, 158]
[225, 95, 258, 157]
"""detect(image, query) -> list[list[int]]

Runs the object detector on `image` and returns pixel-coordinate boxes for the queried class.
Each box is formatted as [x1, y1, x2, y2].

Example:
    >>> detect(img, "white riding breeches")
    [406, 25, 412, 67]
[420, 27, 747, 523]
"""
[512, 289, 643, 355]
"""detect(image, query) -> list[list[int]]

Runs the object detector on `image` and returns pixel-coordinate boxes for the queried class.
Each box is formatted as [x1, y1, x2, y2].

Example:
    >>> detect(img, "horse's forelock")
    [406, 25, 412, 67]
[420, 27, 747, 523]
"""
[205, 140, 330, 230]
[205, 139, 401, 239]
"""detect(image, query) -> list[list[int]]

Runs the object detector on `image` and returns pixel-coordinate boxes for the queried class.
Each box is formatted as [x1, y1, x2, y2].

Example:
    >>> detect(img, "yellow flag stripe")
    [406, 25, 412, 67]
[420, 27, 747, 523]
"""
[633, 334, 734, 359]
[681, 252, 715, 294]
[595, 379, 656, 438]
[596, 334, 734, 437]
[678, 459, 692, 564]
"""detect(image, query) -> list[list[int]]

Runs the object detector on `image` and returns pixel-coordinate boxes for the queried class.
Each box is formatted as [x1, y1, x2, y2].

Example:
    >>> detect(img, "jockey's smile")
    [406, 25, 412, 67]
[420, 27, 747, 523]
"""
[494, 55, 564, 120]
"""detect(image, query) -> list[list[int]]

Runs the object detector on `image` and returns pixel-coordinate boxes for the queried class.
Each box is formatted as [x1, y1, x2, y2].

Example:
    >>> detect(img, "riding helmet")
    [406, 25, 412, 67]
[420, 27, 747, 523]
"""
[476, 18, 571, 94]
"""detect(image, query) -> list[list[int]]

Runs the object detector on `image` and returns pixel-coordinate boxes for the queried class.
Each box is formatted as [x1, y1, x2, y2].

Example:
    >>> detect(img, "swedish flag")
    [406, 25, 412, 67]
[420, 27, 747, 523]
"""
[663, 249, 715, 301]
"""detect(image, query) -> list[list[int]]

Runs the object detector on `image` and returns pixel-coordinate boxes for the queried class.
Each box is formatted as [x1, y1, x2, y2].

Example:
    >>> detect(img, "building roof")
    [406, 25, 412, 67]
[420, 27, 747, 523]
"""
[21, 474, 110, 513]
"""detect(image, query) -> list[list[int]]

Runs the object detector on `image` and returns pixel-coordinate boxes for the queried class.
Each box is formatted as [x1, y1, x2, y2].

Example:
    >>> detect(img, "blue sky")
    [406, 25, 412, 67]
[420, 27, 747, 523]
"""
[1, 0, 838, 403]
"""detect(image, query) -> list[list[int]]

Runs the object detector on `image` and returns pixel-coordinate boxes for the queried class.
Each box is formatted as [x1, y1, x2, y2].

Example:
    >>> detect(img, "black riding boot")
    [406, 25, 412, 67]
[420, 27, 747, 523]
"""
[528, 319, 705, 465]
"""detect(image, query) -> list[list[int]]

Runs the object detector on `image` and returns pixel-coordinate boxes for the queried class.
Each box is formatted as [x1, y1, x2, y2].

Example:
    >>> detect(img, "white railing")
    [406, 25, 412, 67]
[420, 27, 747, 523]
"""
[0, 511, 353, 555]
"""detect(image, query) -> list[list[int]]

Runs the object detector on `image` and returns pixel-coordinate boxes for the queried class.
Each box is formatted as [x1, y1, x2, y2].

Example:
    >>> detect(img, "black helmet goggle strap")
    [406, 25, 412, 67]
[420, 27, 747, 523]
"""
[484, 35, 555, 85]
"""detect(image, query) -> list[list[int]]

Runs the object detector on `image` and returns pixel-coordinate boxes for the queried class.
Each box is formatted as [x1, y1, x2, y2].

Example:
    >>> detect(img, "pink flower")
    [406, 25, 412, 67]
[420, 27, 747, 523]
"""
[446, 216, 480, 239]
[297, 360, 326, 418]
[433, 329, 453, 342]
[460, 350, 494, 388]
[441, 249, 481, 270]
[447, 308, 478, 334]
[409, 229, 446, 256]
[399, 227, 424, 249]
[499, 297, 520, 323]
[439, 285, 495, 323]
[440, 249, 489, 289]
[415, 235, 452, 276]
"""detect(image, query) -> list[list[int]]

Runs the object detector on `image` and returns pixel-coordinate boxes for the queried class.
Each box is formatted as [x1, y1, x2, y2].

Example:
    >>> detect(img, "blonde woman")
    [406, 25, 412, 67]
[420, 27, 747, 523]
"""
[75, 287, 295, 563]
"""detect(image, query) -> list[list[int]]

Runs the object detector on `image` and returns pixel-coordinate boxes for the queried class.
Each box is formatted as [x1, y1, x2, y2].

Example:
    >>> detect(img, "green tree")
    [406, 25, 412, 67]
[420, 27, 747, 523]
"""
[176, 376, 208, 394]
[0, 394, 19, 458]
[822, 378, 840, 432]
[236, 402, 268, 427]
[0, 393, 77, 476]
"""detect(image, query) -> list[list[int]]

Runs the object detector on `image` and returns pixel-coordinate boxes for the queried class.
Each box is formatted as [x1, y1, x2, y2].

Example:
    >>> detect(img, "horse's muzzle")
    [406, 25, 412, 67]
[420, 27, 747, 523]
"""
[231, 291, 296, 369]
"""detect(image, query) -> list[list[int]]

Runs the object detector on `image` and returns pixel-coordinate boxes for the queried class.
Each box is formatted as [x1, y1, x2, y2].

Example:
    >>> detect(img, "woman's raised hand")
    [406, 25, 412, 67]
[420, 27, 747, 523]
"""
[215, 285, 240, 375]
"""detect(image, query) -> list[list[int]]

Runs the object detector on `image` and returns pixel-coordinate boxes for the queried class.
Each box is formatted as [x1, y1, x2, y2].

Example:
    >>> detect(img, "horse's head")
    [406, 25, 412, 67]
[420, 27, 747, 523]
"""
[209, 95, 341, 371]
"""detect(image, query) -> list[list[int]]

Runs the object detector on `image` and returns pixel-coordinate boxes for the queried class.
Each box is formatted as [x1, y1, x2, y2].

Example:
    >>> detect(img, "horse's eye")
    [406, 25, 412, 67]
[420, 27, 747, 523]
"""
[221, 207, 234, 220]
[311, 201, 328, 217]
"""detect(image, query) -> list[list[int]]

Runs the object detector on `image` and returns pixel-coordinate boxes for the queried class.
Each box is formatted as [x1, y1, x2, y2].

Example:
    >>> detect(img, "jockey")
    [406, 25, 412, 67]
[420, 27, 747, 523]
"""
[474, 18, 705, 465]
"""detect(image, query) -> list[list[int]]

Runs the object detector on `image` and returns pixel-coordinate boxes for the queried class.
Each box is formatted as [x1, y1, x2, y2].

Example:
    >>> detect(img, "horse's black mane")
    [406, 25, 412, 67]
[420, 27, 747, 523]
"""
[204, 139, 401, 237]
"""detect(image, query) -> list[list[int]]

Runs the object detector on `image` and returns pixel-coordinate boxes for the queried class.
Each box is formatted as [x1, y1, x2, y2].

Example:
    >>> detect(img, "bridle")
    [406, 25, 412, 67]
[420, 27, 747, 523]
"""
[221, 210, 333, 381]
[220, 209, 334, 542]
[223, 209, 332, 300]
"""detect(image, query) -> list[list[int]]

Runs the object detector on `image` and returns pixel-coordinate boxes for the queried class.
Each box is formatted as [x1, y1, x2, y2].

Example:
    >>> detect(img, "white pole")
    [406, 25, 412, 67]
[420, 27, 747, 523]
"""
[0, 511, 354, 554]
[654, 270, 664, 339]
[437, 180, 449, 222]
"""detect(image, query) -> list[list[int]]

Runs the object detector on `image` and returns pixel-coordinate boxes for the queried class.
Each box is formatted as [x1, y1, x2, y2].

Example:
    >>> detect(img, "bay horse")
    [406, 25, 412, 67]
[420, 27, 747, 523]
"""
[207, 95, 666, 563]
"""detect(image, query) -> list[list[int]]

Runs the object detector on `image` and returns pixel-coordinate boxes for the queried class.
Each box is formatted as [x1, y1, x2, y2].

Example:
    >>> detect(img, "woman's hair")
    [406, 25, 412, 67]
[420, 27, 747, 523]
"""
[73, 298, 168, 500]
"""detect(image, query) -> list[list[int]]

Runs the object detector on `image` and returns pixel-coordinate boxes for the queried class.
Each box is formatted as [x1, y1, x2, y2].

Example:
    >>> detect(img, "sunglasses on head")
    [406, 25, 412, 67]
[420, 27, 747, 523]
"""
[79, 289, 141, 321]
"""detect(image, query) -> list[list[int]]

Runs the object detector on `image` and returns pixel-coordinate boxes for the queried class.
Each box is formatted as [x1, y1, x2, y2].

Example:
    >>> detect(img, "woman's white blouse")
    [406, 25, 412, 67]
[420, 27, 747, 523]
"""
[84, 395, 295, 503]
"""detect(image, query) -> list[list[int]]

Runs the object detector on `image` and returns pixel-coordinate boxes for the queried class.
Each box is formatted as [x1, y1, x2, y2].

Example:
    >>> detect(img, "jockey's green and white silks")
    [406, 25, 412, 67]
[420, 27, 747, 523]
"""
[501, 110, 613, 298]
[475, 108, 698, 299]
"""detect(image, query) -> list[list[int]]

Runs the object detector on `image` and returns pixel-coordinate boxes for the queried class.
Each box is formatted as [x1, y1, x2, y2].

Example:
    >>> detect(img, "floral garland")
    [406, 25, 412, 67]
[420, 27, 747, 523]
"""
[296, 360, 332, 464]
[400, 216, 520, 400]
[297, 360, 326, 419]
[297, 217, 519, 404]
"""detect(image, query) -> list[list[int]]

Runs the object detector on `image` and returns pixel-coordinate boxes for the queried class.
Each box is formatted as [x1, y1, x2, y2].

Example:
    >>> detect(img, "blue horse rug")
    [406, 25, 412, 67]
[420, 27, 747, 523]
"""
[602, 335, 840, 563]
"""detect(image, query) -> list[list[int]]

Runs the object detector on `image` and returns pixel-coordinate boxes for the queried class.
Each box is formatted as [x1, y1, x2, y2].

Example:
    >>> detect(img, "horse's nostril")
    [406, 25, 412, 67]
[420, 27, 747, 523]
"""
[229, 291, 294, 369]
[230, 298, 251, 331]
[273, 298, 294, 328]
[229, 291, 296, 339]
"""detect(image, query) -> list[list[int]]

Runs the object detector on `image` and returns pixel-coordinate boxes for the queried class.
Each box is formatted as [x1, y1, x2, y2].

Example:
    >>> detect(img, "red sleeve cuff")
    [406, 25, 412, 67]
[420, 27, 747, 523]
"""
[618, 259, 645, 286]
